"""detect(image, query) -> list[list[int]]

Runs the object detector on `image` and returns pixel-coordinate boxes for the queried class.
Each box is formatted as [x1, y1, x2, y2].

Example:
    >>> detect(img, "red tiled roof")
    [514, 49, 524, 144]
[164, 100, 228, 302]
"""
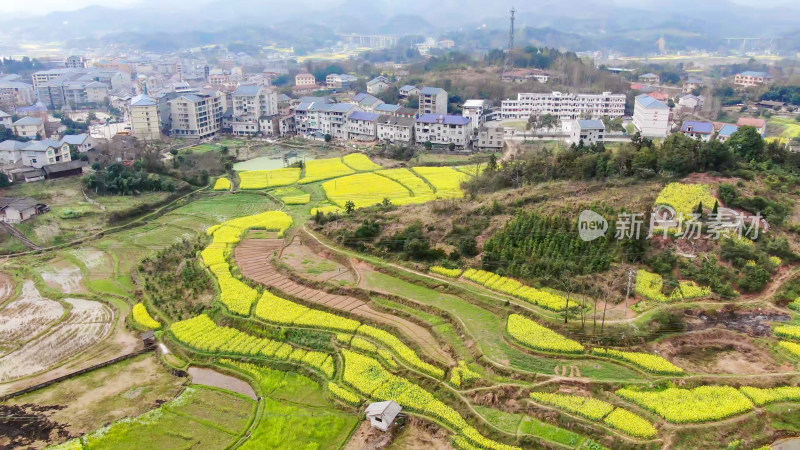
[736, 117, 766, 128]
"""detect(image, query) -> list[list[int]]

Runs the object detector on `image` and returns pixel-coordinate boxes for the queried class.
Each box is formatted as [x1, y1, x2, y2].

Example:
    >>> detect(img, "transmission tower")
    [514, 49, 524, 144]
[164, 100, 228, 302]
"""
[503, 7, 515, 75]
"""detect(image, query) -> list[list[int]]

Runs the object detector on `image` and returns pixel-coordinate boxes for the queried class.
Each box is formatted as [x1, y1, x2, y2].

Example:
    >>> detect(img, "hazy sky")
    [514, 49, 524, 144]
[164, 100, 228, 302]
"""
[0, 0, 795, 15]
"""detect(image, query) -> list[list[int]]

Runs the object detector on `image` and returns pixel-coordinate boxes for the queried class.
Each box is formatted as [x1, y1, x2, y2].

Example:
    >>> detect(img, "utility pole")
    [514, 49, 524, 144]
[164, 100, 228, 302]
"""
[624, 269, 635, 313]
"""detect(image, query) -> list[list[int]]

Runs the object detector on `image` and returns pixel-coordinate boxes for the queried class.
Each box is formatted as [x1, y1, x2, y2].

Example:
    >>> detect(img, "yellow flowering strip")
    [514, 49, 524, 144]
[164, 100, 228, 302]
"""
[530, 392, 656, 439]
[592, 348, 684, 375]
[463, 269, 573, 312]
[201, 211, 293, 315]
[506, 314, 584, 354]
[132, 303, 161, 329]
[412, 166, 471, 198]
[254, 289, 443, 378]
[329, 381, 363, 406]
[310, 205, 344, 216]
[322, 172, 416, 209]
[357, 325, 445, 379]
[430, 266, 462, 278]
[342, 350, 519, 450]
[602, 408, 658, 439]
[635, 270, 711, 303]
[281, 194, 311, 205]
[342, 153, 382, 171]
[170, 315, 333, 378]
[299, 157, 356, 184]
[254, 290, 360, 332]
[655, 182, 717, 216]
[616, 386, 753, 423]
[449, 361, 481, 388]
[453, 164, 486, 177]
[775, 325, 800, 341]
[239, 168, 301, 189]
[778, 341, 800, 358]
[529, 392, 614, 420]
[740, 386, 800, 406]
[213, 177, 231, 191]
[376, 168, 435, 199]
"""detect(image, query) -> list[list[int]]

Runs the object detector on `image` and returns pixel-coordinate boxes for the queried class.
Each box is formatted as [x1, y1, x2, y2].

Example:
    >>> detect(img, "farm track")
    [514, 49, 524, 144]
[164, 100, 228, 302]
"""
[234, 238, 453, 366]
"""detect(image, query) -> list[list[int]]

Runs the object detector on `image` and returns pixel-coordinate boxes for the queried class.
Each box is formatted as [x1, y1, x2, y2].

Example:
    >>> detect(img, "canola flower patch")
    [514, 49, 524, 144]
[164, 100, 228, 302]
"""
[616, 385, 753, 423]
[342, 153, 383, 171]
[462, 269, 573, 312]
[132, 303, 161, 329]
[506, 314, 584, 354]
[239, 168, 301, 189]
[299, 158, 356, 184]
[592, 348, 684, 375]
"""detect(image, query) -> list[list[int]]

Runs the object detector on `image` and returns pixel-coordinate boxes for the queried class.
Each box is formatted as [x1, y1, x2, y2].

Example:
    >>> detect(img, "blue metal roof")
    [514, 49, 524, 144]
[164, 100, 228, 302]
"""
[420, 86, 445, 95]
[681, 121, 714, 134]
[636, 94, 669, 110]
[233, 84, 262, 96]
[375, 104, 401, 112]
[416, 113, 469, 125]
[349, 111, 380, 122]
[718, 124, 739, 137]
[577, 119, 605, 130]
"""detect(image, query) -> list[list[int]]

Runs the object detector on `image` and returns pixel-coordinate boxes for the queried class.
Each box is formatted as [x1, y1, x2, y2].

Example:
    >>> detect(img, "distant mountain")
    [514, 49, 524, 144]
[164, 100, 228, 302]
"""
[0, 0, 798, 55]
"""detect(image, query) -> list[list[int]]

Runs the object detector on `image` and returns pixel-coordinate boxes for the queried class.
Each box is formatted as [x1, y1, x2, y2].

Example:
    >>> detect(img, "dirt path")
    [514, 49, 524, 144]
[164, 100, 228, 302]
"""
[235, 238, 453, 366]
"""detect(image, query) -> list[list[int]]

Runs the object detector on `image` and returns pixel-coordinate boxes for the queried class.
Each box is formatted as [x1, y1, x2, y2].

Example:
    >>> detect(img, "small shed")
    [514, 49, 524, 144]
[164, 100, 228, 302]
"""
[365, 400, 402, 431]
[43, 160, 87, 180]
[141, 330, 156, 346]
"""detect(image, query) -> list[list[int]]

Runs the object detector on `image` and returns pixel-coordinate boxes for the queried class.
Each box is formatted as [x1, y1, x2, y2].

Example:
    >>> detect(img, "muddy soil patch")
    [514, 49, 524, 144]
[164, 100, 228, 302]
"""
[684, 306, 790, 337]
[0, 404, 71, 448]
[187, 367, 256, 400]
[39, 259, 87, 294]
[654, 328, 786, 374]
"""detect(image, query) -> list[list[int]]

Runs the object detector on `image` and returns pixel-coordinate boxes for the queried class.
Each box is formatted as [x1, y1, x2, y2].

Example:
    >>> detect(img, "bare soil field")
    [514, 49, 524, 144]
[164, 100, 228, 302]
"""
[653, 329, 790, 374]
[0, 297, 112, 381]
[4, 354, 185, 449]
[39, 258, 87, 294]
[280, 238, 357, 285]
[0, 280, 64, 355]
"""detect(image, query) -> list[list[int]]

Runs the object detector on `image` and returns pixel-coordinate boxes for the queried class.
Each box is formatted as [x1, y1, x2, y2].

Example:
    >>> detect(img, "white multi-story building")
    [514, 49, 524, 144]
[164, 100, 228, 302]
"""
[130, 94, 161, 140]
[734, 71, 773, 87]
[476, 126, 504, 150]
[33, 68, 131, 110]
[376, 115, 415, 143]
[0, 110, 10, 129]
[633, 94, 670, 138]
[347, 111, 380, 141]
[20, 139, 72, 169]
[0, 140, 27, 164]
[462, 99, 491, 128]
[59, 134, 96, 152]
[366, 76, 390, 95]
[231, 85, 278, 135]
[419, 87, 448, 115]
[13, 117, 45, 138]
[168, 91, 227, 138]
[295, 72, 316, 86]
[500, 91, 625, 121]
[398, 85, 419, 98]
[295, 101, 361, 140]
[568, 119, 605, 146]
[326, 74, 357, 89]
[0, 75, 35, 111]
[415, 113, 472, 148]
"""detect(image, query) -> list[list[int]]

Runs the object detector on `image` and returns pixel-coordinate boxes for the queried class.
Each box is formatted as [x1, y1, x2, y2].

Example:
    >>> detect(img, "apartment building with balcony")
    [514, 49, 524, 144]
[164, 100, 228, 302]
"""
[130, 94, 161, 140]
[633, 94, 670, 138]
[168, 91, 227, 138]
[376, 115, 415, 143]
[415, 113, 472, 148]
[347, 111, 380, 141]
[500, 91, 625, 121]
[734, 71, 773, 87]
[231, 85, 278, 135]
